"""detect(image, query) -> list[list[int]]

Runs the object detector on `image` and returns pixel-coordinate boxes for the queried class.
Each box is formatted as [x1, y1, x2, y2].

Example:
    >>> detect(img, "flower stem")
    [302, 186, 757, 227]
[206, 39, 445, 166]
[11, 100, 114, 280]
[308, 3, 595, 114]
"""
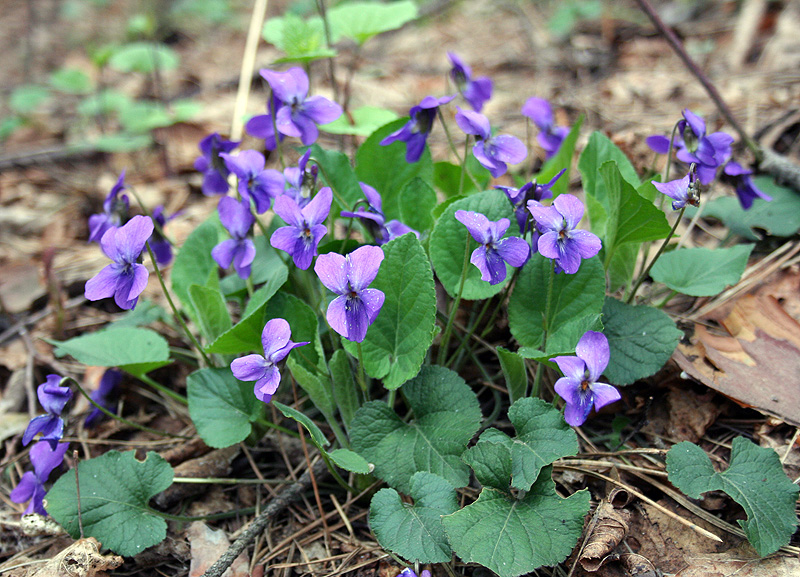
[459, 137, 469, 196]
[146, 243, 214, 368]
[356, 341, 369, 401]
[437, 234, 471, 366]
[531, 264, 555, 397]
[438, 108, 481, 191]
[627, 205, 687, 304]
[138, 373, 188, 405]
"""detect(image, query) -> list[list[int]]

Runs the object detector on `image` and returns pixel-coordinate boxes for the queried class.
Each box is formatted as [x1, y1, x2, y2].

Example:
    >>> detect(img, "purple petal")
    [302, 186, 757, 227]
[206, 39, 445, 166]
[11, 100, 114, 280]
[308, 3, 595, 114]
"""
[292, 113, 321, 146]
[404, 132, 428, 163]
[254, 366, 282, 403]
[487, 134, 527, 164]
[553, 194, 584, 230]
[270, 226, 302, 257]
[563, 390, 594, 426]
[233, 239, 256, 279]
[85, 264, 120, 302]
[359, 182, 383, 212]
[346, 245, 384, 291]
[30, 439, 69, 479]
[521, 97, 553, 129]
[706, 131, 734, 163]
[472, 246, 507, 284]
[646, 135, 671, 155]
[273, 195, 303, 227]
[569, 230, 602, 259]
[536, 231, 561, 260]
[653, 175, 690, 208]
[455, 210, 492, 244]
[496, 236, 531, 268]
[245, 114, 275, 139]
[218, 196, 254, 239]
[303, 95, 343, 125]
[463, 77, 493, 112]
[115, 263, 148, 309]
[385, 220, 418, 240]
[315, 252, 348, 294]
[556, 243, 582, 275]
[455, 107, 491, 140]
[262, 318, 291, 360]
[10, 471, 38, 504]
[22, 414, 62, 446]
[682, 109, 706, 137]
[260, 67, 307, 103]
[527, 202, 563, 233]
[695, 163, 719, 186]
[472, 141, 506, 177]
[575, 330, 610, 381]
[326, 295, 350, 338]
[304, 187, 333, 225]
[591, 383, 621, 411]
[202, 171, 230, 196]
[551, 355, 587, 382]
[275, 106, 303, 139]
[231, 354, 269, 382]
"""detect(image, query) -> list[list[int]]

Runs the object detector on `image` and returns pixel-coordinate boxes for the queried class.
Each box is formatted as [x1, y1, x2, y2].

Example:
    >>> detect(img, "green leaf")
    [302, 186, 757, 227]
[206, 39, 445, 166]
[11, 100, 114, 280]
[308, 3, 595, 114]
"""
[219, 236, 288, 296]
[396, 177, 437, 234]
[497, 346, 527, 405]
[189, 284, 232, 344]
[370, 472, 458, 563]
[0, 116, 24, 142]
[433, 159, 485, 197]
[119, 101, 174, 133]
[461, 431, 513, 491]
[49, 67, 93, 94]
[700, 177, 800, 240]
[308, 144, 363, 215]
[535, 115, 583, 199]
[91, 132, 153, 152]
[356, 118, 434, 204]
[46, 451, 174, 556]
[265, 291, 324, 371]
[328, 0, 417, 45]
[650, 244, 754, 297]
[78, 89, 133, 117]
[109, 42, 180, 73]
[442, 466, 591, 577]
[172, 212, 219, 312]
[48, 327, 169, 378]
[607, 242, 638, 292]
[328, 448, 371, 474]
[10, 85, 50, 114]
[598, 161, 670, 269]
[667, 437, 799, 556]
[262, 13, 335, 63]
[187, 367, 263, 448]
[329, 349, 359, 428]
[272, 401, 330, 449]
[429, 189, 517, 300]
[602, 297, 681, 386]
[508, 252, 605, 350]
[342, 234, 436, 389]
[350, 365, 482, 494]
[320, 106, 399, 136]
[113, 300, 169, 328]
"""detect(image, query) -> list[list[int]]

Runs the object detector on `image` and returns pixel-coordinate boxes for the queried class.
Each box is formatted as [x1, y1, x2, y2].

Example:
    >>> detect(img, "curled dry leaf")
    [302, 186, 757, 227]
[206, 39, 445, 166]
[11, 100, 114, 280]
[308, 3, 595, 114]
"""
[28, 537, 123, 577]
[187, 522, 249, 577]
[579, 500, 632, 572]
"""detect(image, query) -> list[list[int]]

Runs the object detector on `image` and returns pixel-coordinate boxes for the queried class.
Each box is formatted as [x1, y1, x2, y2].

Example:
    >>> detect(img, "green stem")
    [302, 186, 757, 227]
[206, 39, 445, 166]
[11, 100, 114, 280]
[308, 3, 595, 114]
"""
[320, 452, 359, 494]
[479, 269, 519, 339]
[356, 342, 368, 401]
[531, 265, 555, 397]
[437, 236, 471, 365]
[146, 243, 214, 368]
[438, 108, 481, 191]
[627, 205, 686, 304]
[138, 373, 188, 405]
[65, 377, 191, 439]
[325, 415, 349, 449]
[656, 290, 677, 309]
[387, 388, 396, 409]
[309, 159, 351, 211]
[253, 416, 300, 437]
[459, 136, 469, 196]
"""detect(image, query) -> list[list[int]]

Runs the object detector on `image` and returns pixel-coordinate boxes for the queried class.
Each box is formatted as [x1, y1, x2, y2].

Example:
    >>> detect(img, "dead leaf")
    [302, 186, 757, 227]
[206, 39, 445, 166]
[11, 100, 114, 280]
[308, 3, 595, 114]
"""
[187, 522, 249, 577]
[676, 548, 800, 576]
[28, 537, 123, 577]
[580, 501, 632, 572]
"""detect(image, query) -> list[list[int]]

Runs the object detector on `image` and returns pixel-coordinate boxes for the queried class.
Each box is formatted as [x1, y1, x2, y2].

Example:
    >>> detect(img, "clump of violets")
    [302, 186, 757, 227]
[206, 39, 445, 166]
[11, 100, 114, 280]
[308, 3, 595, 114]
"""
[314, 245, 385, 343]
[22, 375, 72, 446]
[522, 97, 569, 159]
[455, 210, 530, 285]
[399, 569, 431, 577]
[231, 319, 309, 403]
[496, 168, 566, 235]
[722, 161, 772, 210]
[85, 215, 154, 310]
[212, 196, 256, 280]
[10, 440, 69, 515]
[88, 171, 129, 243]
[84, 368, 122, 428]
[221, 150, 283, 214]
[551, 331, 620, 427]
[340, 183, 418, 245]
[245, 94, 285, 151]
[271, 187, 332, 270]
[194, 133, 239, 196]
[448, 52, 492, 112]
[455, 107, 526, 178]
[260, 67, 342, 146]
[653, 166, 700, 211]
[282, 149, 318, 208]
[381, 95, 455, 163]
[527, 194, 601, 274]
[149, 206, 176, 266]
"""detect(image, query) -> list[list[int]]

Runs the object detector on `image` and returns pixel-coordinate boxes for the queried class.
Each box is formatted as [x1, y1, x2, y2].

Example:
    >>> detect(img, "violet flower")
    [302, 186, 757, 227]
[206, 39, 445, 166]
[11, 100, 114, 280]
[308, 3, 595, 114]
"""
[455, 210, 530, 285]
[314, 245, 385, 343]
[212, 196, 256, 280]
[722, 161, 771, 210]
[84, 368, 122, 428]
[149, 206, 176, 266]
[521, 98, 569, 159]
[194, 133, 239, 196]
[527, 194, 601, 274]
[653, 168, 700, 211]
[271, 186, 332, 270]
[283, 149, 318, 208]
[495, 168, 566, 235]
[85, 215, 154, 310]
[10, 440, 69, 516]
[22, 375, 72, 446]
[551, 331, 620, 427]
[231, 318, 309, 403]
[88, 171, 129, 243]
[245, 94, 285, 151]
[260, 67, 342, 146]
[448, 52, 492, 112]
[340, 183, 419, 245]
[220, 150, 284, 214]
[399, 570, 431, 577]
[455, 107, 526, 178]
[380, 95, 455, 163]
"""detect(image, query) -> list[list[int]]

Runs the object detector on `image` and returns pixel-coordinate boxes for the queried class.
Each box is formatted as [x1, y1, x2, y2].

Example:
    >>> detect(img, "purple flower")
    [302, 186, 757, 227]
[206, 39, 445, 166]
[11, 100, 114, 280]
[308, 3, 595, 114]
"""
[231, 318, 309, 403]
[22, 375, 72, 446]
[722, 161, 771, 210]
[245, 94, 285, 151]
[455, 107, 526, 178]
[149, 206, 176, 266]
[212, 196, 256, 280]
[399, 570, 431, 577]
[448, 52, 492, 112]
[220, 150, 284, 214]
[84, 368, 122, 428]
[194, 133, 240, 196]
[455, 210, 530, 285]
[653, 169, 700, 211]
[495, 168, 566, 235]
[527, 194, 601, 274]
[283, 150, 318, 208]
[10, 440, 70, 516]
[551, 331, 620, 426]
[380, 95, 455, 163]
[260, 67, 342, 146]
[521, 98, 569, 159]
[88, 171, 129, 243]
[340, 183, 419, 245]
[85, 215, 154, 310]
[314, 245, 385, 343]
[647, 109, 733, 185]
[271, 187, 332, 270]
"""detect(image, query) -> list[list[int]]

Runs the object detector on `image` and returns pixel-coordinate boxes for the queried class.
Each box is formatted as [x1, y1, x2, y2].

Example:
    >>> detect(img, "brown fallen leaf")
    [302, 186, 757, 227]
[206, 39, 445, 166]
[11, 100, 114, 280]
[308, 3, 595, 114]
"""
[580, 500, 633, 572]
[28, 537, 123, 577]
[187, 522, 249, 577]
